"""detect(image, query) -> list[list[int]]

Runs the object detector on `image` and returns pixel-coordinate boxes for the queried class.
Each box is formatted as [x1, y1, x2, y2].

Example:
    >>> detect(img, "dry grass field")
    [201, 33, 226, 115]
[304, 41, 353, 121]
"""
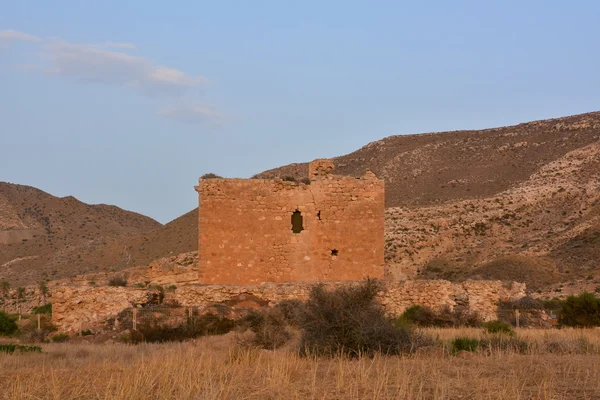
[2, 328, 600, 399]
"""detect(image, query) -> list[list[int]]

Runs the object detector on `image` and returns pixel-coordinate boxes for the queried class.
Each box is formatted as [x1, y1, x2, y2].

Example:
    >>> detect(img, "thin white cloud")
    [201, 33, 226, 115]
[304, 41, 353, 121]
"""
[157, 103, 223, 125]
[43, 40, 208, 96]
[104, 42, 136, 50]
[4, 28, 223, 125]
[0, 29, 41, 47]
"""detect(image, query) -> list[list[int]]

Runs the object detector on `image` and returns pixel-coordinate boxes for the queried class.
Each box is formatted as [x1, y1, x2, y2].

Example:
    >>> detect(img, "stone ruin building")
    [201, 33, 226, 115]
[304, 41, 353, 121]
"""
[195, 159, 385, 285]
[42, 158, 527, 333]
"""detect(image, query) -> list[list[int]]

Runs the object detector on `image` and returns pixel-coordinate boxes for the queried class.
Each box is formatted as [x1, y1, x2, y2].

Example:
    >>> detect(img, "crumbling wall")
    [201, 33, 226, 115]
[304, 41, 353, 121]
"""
[52, 286, 148, 332]
[0, 285, 48, 314]
[196, 161, 385, 285]
[52, 280, 526, 332]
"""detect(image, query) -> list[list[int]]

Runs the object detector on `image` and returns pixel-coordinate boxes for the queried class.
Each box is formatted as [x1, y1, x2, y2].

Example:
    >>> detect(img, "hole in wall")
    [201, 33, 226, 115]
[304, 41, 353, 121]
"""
[331, 249, 339, 256]
[317, 211, 321, 220]
[291, 210, 304, 233]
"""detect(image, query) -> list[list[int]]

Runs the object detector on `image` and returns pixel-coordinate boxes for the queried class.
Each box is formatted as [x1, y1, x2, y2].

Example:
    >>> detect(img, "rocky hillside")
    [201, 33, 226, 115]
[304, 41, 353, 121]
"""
[259, 111, 600, 289]
[385, 141, 600, 289]
[2, 111, 599, 290]
[0, 183, 162, 285]
[256, 112, 600, 208]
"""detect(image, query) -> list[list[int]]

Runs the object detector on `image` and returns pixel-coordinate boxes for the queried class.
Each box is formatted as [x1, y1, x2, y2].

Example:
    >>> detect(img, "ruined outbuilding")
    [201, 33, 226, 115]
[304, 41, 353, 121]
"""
[195, 159, 385, 285]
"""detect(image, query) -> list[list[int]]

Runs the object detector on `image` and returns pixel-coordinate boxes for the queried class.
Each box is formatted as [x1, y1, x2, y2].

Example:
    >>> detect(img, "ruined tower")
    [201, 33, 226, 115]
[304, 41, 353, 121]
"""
[195, 159, 385, 285]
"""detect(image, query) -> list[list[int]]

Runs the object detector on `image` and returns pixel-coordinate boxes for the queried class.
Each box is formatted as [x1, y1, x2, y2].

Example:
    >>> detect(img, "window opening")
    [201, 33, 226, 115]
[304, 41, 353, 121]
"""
[317, 211, 321, 220]
[331, 249, 339, 256]
[291, 210, 304, 233]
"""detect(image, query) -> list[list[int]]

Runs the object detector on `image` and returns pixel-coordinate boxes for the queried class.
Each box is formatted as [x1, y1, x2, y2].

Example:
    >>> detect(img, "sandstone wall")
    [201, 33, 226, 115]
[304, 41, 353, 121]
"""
[196, 162, 385, 285]
[52, 280, 526, 332]
[52, 286, 149, 332]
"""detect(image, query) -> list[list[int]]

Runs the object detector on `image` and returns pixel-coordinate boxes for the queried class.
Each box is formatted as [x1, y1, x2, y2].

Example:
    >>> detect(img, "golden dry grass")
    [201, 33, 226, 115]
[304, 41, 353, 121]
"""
[1, 328, 600, 399]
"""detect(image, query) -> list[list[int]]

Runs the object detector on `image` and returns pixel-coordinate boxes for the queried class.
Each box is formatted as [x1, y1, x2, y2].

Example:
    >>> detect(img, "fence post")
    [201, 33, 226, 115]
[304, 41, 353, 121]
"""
[37, 314, 41, 331]
[133, 307, 137, 331]
[515, 309, 520, 328]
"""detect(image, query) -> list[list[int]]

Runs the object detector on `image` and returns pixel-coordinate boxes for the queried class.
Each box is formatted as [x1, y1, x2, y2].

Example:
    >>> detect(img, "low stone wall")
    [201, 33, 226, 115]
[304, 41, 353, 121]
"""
[52, 280, 525, 332]
[0, 286, 49, 315]
[52, 286, 149, 333]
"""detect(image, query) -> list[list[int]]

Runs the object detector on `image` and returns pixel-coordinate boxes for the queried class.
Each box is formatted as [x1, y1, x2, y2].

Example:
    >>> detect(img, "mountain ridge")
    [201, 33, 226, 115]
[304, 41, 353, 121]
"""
[1, 111, 599, 289]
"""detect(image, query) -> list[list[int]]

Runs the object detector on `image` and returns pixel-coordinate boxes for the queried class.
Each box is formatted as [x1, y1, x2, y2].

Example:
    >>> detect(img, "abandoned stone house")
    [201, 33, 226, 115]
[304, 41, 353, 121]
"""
[195, 159, 385, 285]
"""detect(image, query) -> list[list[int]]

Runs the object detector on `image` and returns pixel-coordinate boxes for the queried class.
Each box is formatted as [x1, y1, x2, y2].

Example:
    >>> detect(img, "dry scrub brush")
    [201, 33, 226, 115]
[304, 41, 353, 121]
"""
[2, 332, 600, 399]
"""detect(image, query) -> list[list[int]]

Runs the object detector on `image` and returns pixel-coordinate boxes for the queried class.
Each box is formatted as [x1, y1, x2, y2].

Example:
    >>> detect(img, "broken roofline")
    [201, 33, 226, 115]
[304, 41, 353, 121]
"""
[196, 159, 379, 190]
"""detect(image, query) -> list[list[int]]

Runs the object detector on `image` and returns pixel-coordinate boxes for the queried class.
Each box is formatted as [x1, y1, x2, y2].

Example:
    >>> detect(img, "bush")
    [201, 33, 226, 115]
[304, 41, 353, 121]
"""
[397, 305, 481, 328]
[108, 274, 128, 287]
[273, 299, 305, 327]
[499, 296, 543, 311]
[451, 337, 480, 355]
[240, 308, 291, 350]
[18, 314, 57, 342]
[51, 333, 70, 343]
[299, 279, 414, 357]
[479, 335, 531, 354]
[484, 320, 514, 335]
[32, 303, 52, 316]
[130, 314, 235, 343]
[559, 292, 600, 327]
[200, 173, 223, 179]
[0, 310, 18, 336]
[0, 344, 42, 354]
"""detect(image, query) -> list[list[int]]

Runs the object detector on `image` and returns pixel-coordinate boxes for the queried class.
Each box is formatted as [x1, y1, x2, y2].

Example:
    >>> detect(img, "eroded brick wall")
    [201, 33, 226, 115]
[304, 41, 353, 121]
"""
[196, 161, 385, 285]
[51, 280, 526, 332]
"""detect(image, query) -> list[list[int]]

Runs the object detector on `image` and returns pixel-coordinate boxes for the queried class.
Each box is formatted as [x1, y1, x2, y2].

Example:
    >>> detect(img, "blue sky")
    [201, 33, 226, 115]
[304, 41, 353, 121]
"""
[1, 1, 599, 223]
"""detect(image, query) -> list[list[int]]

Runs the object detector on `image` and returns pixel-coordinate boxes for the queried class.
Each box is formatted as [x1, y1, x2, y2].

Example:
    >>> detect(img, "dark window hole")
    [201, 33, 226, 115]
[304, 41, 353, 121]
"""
[331, 249, 339, 256]
[317, 211, 321, 220]
[291, 210, 304, 233]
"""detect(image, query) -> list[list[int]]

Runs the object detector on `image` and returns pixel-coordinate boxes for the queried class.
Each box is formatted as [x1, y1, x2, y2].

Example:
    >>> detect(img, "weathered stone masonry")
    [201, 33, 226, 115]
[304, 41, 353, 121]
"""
[52, 280, 526, 332]
[47, 158, 528, 333]
[196, 159, 385, 285]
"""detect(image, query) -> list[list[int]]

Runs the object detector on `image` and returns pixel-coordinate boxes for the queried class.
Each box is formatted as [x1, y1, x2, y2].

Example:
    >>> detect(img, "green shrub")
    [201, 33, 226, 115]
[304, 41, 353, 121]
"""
[484, 320, 514, 335]
[0, 344, 42, 354]
[50, 333, 70, 343]
[108, 274, 128, 287]
[0, 344, 16, 353]
[451, 337, 480, 355]
[559, 292, 600, 327]
[130, 314, 235, 343]
[397, 305, 481, 328]
[480, 335, 531, 354]
[299, 279, 414, 357]
[0, 310, 18, 336]
[32, 303, 52, 316]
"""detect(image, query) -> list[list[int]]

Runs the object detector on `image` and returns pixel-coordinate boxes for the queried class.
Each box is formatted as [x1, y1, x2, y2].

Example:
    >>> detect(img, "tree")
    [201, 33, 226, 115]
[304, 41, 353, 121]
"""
[38, 280, 50, 304]
[559, 292, 600, 327]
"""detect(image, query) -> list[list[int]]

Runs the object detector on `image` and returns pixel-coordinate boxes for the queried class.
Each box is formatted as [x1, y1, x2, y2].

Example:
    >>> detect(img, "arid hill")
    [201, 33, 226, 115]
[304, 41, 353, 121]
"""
[256, 112, 600, 208]
[259, 111, 600, 288]
[2, 111, 599, 289]
[0, 183, 161, 285]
